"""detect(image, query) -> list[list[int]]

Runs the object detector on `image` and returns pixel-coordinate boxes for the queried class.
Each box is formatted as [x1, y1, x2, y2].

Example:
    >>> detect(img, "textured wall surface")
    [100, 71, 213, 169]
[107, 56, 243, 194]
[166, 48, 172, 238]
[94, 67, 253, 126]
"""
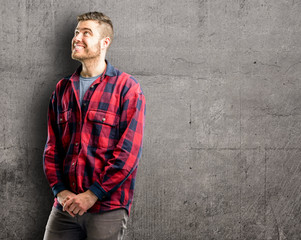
[1, 0, 301, 239]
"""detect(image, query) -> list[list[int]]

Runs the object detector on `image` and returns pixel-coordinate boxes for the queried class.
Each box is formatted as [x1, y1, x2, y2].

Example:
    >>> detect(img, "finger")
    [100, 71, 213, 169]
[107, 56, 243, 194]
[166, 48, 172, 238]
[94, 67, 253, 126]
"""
[63, 196, 70, 203]
[63, 198, 73, 212]
[61, 197, 70, 208]
[66, 209, 75, 217]
[68, 202, 76, 212]
[78, 210, 85, 216]
[73, 208, 80, 215]
[64, 204, 76, 217]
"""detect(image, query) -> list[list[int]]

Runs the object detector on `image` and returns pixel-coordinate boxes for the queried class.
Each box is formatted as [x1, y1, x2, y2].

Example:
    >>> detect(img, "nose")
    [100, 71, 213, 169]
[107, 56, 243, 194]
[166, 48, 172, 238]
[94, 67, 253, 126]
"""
[73, 33, 82, 42]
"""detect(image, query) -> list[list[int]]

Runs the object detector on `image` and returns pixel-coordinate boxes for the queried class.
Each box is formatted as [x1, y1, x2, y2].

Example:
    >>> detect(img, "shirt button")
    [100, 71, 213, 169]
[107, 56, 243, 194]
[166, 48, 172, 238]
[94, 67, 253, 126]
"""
[90, 85, 94, 89]
[83, 103, 86, 107]
[59, 118, 63, 122]
[72, 162, 75, 166]
[72, 182, 75, 186]
[102, 118, 106, 122]
[75, 142, 78, 146]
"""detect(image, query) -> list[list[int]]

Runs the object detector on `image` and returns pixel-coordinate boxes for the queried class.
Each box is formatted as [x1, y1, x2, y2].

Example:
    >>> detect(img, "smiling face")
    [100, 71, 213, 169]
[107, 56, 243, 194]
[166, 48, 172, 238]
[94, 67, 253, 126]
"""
[71, 20, 104, 62]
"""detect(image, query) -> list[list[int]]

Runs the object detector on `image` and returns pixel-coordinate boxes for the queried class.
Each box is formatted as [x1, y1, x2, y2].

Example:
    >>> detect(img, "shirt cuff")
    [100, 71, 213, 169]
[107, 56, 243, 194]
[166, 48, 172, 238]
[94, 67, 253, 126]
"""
[89, 181, 108, 200]
[52, 182, 67, 197]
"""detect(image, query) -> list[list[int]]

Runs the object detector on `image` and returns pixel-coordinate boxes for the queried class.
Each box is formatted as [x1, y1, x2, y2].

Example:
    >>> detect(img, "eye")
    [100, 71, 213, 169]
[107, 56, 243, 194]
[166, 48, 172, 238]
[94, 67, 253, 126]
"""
[74, 30, 79, 36]
[84, 31, 90, 36]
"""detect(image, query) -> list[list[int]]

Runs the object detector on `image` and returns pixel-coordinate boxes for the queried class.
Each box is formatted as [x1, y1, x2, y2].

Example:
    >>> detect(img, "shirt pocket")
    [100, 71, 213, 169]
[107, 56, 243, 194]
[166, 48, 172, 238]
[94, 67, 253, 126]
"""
[57, 109, 72, 148]
[87, 110, 120, 149]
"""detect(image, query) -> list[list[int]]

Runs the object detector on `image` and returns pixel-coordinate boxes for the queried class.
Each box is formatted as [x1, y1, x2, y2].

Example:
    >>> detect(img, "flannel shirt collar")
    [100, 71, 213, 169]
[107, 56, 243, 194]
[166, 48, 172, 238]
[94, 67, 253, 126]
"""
[105, 60, 117, 77]
[69, 60, 117, 82]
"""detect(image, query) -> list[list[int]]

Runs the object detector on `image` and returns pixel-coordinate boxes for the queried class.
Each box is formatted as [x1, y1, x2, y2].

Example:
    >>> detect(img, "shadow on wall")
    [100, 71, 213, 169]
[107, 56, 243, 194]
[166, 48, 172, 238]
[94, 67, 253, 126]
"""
[25, 14, 80, 240]
[53, 15, 79, 78]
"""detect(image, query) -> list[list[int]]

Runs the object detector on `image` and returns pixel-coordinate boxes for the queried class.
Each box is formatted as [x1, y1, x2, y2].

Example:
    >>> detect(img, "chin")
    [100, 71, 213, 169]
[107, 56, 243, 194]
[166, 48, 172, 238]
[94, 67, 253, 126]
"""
[71, 53, 83, 61]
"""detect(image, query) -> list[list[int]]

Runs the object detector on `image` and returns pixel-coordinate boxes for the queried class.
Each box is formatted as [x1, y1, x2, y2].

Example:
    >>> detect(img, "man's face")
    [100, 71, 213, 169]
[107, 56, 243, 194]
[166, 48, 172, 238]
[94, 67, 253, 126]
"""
[71, 20, 103, 61]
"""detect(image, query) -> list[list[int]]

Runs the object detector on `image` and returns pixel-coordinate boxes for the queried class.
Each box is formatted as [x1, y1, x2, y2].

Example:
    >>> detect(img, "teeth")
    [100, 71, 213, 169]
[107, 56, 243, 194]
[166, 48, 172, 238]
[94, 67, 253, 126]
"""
[74, 44, 84, 48]
[74, 45, 84, 50]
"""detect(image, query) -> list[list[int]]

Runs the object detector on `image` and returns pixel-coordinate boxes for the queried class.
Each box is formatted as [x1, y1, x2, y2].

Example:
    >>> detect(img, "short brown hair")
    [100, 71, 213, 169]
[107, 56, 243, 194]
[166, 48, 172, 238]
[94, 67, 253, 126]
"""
[77, 12, 114, 44]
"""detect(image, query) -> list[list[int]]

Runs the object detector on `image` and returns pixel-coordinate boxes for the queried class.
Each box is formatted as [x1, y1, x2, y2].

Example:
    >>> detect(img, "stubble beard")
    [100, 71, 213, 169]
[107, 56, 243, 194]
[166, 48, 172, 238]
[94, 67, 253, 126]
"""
[71, 43, 101, 62]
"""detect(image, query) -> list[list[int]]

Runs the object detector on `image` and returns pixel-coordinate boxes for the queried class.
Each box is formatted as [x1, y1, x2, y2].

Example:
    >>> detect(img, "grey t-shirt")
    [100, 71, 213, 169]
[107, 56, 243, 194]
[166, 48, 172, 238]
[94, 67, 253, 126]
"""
[79, 74, 101, 106]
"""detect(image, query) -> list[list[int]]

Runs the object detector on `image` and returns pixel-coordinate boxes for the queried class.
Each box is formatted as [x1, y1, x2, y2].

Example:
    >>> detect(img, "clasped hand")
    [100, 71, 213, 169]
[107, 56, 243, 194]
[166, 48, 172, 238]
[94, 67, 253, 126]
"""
[57, 190, 98, 217]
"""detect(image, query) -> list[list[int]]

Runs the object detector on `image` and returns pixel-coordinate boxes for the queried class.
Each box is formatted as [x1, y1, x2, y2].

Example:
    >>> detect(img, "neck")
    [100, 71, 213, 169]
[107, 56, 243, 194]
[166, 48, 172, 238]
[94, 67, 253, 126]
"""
[80, 57, 106, 78]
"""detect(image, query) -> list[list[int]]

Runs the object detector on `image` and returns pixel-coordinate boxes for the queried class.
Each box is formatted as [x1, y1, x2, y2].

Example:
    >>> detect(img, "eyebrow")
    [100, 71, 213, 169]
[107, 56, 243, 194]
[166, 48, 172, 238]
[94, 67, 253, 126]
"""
[75, 27, 93, 33]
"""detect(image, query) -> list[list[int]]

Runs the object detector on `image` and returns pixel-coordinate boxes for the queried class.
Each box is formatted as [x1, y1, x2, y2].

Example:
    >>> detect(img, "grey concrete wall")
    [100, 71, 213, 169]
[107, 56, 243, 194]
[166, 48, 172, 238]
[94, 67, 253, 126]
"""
[1, 0, 301, 239]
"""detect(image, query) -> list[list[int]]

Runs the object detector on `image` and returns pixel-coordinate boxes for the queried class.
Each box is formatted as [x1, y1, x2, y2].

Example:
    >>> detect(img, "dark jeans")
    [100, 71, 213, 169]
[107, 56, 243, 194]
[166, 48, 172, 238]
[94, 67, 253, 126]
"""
[43, 207, 128, 240]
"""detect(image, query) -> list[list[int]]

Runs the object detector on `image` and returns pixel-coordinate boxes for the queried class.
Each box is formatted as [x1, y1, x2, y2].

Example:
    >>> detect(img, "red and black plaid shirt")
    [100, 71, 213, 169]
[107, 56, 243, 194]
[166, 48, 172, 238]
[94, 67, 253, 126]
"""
[43, 61, 145, 214]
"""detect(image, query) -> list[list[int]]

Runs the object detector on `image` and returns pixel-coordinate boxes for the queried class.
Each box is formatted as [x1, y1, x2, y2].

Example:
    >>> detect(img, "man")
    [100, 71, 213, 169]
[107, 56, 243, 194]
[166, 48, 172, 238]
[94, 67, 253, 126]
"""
[43, 12, 145, 240]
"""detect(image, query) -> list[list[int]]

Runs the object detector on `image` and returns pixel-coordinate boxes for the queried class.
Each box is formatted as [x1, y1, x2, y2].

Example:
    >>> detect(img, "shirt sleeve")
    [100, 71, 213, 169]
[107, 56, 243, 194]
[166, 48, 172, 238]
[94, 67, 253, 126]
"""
[43, 91, 67, 197]
[89, 81, 146, 200]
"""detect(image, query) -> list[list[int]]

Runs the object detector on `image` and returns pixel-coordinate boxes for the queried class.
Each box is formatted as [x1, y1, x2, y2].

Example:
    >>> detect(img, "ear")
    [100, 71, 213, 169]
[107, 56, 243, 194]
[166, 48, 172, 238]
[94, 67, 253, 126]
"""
[101, 37, 111, 50]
